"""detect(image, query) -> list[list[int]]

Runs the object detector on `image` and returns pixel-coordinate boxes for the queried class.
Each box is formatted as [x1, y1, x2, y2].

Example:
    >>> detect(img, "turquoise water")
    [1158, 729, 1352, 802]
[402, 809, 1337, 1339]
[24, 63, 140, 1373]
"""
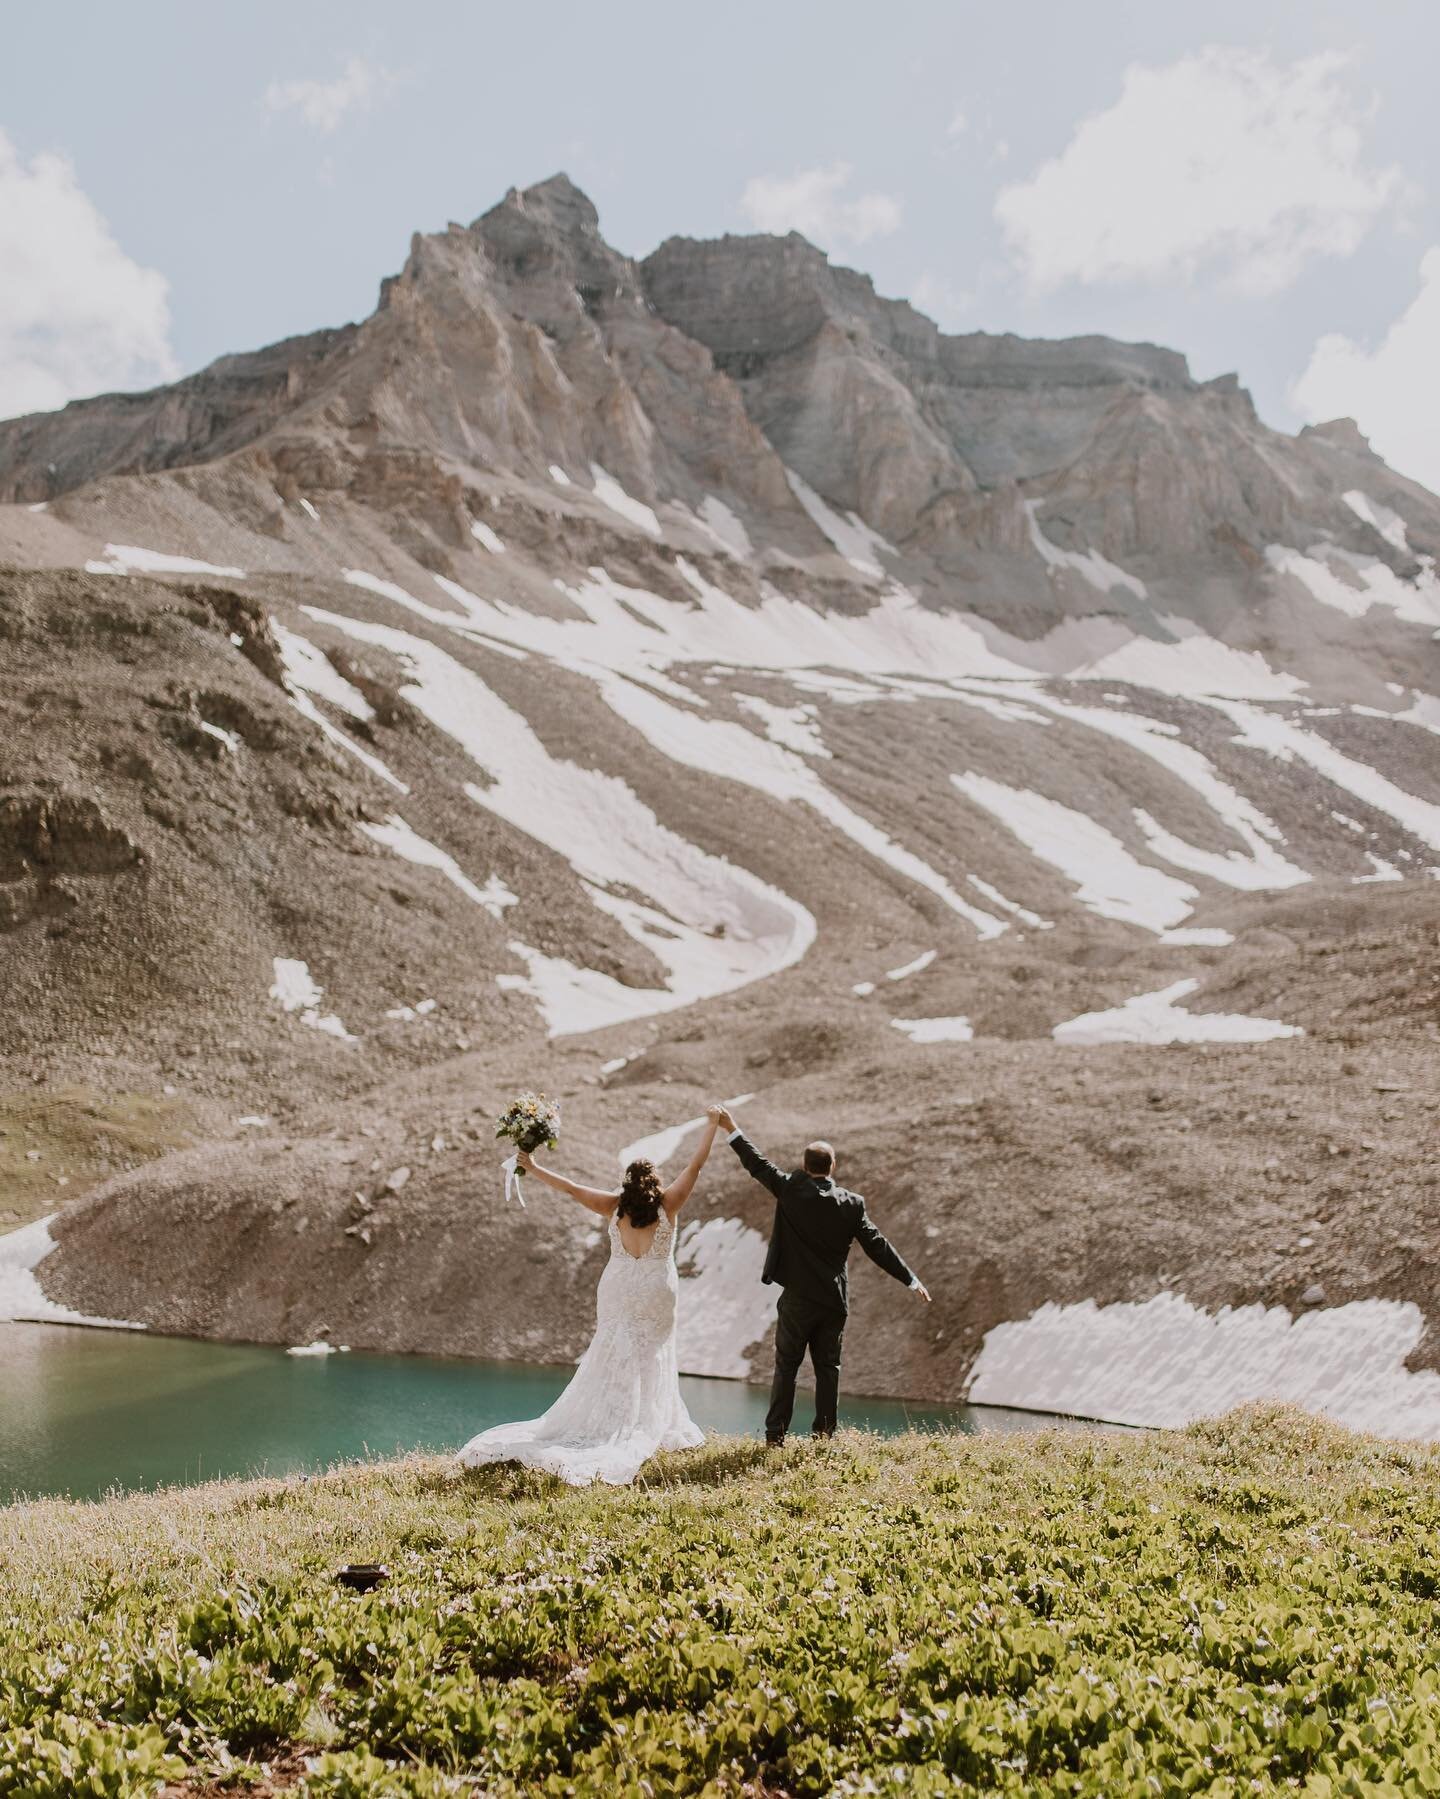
[0, 1322, 1090, 1503]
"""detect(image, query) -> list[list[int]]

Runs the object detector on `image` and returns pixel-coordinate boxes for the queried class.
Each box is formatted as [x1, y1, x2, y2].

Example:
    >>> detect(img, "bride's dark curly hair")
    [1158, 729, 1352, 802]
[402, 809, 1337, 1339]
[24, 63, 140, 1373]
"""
[617, 1158, 665, 1227]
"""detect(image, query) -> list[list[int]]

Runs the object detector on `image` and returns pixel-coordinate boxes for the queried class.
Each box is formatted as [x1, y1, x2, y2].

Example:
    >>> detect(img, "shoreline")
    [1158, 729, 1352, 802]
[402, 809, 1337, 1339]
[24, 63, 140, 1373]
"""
[4, 1320, 1095, 1507]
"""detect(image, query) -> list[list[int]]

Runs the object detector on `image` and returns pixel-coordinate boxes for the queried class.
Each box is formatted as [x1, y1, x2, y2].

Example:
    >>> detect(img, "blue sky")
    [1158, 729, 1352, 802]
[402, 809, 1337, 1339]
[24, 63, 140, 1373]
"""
[3, 0, 1438, 485]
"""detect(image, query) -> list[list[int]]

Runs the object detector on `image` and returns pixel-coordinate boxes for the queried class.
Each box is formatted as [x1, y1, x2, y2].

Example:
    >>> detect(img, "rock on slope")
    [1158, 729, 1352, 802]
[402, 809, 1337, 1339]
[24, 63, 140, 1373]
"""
[1, 174, 1438, 1424]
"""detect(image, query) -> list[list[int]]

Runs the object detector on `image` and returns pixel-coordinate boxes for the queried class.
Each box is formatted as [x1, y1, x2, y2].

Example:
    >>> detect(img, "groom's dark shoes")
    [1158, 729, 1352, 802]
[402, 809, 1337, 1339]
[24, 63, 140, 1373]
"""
[726, 1128, 919, 1443]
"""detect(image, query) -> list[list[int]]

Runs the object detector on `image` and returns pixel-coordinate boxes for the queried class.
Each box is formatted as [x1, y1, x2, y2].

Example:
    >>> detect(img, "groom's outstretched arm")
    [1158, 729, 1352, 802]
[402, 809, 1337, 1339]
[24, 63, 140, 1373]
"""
[726, 1130, 789, 1202]
[855, 1205, 925, 1292]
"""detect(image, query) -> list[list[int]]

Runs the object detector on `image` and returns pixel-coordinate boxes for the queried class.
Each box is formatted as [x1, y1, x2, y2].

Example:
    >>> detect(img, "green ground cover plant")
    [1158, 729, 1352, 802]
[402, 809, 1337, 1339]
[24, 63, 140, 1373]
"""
[2, 1407, 1439, 1795]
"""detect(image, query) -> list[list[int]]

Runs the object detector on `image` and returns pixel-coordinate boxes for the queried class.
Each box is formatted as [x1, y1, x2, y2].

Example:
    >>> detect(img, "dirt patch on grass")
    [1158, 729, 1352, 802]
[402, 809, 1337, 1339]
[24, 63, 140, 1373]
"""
[160, 1747, 311, 1795]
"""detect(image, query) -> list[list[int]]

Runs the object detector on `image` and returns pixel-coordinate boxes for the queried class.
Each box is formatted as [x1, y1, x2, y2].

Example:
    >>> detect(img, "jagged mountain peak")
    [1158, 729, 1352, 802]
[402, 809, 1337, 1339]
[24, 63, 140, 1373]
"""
[495, 171, 603, 236]
[1300, 416, 1376, 457]
[471, 171, 639, 314]
[3, 171, 1439, 612]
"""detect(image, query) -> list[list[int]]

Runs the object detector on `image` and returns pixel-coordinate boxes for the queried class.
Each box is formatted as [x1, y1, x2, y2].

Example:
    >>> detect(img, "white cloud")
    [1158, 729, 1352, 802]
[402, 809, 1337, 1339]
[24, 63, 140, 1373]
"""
[263, 54, 395, 134]
[739, 163, 901, 248]
[996, 48, 1400, 296]
[1292, 248, 1440, 496]
[946, 109, 968, 138]
[0, 130, 177, 420]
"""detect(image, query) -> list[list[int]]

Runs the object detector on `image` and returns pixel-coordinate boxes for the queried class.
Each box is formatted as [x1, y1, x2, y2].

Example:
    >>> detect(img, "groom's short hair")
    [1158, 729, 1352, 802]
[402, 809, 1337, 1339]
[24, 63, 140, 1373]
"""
[803, 1141, 835, 1177]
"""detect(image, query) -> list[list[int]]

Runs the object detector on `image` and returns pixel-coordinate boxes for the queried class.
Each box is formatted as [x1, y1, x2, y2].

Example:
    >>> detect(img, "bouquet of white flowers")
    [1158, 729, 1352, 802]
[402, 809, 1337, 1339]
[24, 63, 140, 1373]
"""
[494, 1092, 561, 1206]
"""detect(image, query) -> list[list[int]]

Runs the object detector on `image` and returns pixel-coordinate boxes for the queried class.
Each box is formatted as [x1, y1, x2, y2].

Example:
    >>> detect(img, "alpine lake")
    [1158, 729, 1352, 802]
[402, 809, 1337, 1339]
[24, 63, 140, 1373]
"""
[0, 1321, 1096, 1503]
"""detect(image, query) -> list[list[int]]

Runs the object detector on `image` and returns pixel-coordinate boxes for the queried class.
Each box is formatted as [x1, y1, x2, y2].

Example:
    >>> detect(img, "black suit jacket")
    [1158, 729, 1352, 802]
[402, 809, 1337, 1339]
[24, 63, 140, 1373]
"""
[729, 1132, 915, 1313]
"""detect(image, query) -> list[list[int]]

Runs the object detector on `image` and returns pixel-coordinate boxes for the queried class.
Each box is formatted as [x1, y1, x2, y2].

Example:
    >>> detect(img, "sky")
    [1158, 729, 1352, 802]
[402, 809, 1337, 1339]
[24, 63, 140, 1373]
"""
[3, 0, 1438, 490]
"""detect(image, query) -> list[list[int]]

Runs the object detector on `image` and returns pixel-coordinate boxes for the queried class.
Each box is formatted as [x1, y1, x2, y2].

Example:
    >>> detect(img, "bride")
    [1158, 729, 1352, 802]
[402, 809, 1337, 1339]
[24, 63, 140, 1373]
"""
[456, 1108, 723, 1485]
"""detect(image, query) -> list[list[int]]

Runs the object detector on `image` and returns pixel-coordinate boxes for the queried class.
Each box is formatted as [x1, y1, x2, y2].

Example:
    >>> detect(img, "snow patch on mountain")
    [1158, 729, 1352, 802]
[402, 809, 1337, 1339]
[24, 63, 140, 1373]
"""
[1343, 490, 1410, 552]
[1355, 853, 1404, 883]
[1052, 977, 1300, 1044]
[495, 943, 673, 1037]
[274, 623, 374, 720]
[1011, 688, 1311, 892]
[785, 469, 894, 577]
[952, 773, 1198, 932]
[1209, 699, 1440, 853]
[85, 544, 247, 578]
[287, 685, 408, 793]
[735, 695, 830, 758]
[1072, 625, 1304, 700]
[590, 464, 661, 538]
[886, 950, 937, 981]
[1024, 501, 1146, 600]
[967, 875, 1053, 930]
[303, 608, 815, 1034]
[274, 622, 408, 792]
[268, 957, 354, 1041]
[891, 1016, 973, 1043]
[696, 494, 752, 558]
[359, 815, 517, 917]
[1266, 542, 1440, 629]
[1394, 691, 1440, 736]
[198, 720, 239, 753]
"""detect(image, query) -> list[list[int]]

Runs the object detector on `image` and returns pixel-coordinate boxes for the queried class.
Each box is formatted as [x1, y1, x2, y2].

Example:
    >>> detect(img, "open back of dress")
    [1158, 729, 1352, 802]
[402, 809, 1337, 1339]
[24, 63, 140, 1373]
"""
[456, 1210, 704, 1485]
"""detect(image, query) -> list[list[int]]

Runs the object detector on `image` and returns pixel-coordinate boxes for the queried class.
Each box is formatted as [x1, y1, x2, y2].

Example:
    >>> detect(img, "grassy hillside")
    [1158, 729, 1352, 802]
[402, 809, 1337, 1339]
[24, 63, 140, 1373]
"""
[3, 1410, 1439, 1795]
[0, 1084, 200, 1231]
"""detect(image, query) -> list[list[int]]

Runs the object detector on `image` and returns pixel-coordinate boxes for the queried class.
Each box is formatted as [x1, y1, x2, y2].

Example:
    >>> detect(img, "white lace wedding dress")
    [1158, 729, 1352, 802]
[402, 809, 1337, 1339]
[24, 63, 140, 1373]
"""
[456, 1209, 704, 1485]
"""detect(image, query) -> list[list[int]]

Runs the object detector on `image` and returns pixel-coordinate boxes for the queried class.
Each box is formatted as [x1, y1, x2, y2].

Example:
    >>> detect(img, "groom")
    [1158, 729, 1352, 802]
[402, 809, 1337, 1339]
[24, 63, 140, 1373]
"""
[712, 1106, 929, 1444]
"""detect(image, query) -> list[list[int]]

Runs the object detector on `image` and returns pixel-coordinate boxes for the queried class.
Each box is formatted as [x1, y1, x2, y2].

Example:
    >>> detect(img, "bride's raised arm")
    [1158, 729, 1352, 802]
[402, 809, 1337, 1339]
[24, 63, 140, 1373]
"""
[662, 1111, 721, 1218]
[516, 1150, 618, 1215]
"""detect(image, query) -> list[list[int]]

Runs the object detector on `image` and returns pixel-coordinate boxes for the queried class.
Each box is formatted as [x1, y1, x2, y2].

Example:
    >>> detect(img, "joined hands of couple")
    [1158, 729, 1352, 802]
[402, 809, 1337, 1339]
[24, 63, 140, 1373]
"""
[519, 1111, 930, 1303]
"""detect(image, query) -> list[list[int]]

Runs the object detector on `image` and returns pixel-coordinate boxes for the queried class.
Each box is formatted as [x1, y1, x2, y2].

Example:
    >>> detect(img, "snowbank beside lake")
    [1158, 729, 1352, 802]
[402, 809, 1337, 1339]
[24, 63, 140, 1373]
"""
[0, 1218, 141, 1331]
[969, 1291, 1440, 1440]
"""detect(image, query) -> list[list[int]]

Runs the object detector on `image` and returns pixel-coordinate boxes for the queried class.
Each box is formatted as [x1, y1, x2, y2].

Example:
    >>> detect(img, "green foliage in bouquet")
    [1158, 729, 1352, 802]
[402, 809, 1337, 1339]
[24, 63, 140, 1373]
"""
[494, 1093, 560, 1165]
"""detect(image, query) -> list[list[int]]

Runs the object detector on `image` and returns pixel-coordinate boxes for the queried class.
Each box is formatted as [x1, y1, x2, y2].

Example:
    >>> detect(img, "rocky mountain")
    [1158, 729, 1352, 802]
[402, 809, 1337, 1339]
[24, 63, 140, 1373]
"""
[2, 175, 1437, 1431]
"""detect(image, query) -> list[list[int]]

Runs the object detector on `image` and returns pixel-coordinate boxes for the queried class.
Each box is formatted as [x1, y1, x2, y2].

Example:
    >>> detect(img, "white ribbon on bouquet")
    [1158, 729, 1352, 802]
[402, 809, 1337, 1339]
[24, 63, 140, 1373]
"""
[500, 1152, 527, 1207]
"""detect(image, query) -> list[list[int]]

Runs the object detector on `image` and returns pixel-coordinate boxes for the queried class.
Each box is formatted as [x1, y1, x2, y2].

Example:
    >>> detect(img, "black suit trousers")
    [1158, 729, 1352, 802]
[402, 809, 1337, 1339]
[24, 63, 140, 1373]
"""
[766, 1288, 847, 1441]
